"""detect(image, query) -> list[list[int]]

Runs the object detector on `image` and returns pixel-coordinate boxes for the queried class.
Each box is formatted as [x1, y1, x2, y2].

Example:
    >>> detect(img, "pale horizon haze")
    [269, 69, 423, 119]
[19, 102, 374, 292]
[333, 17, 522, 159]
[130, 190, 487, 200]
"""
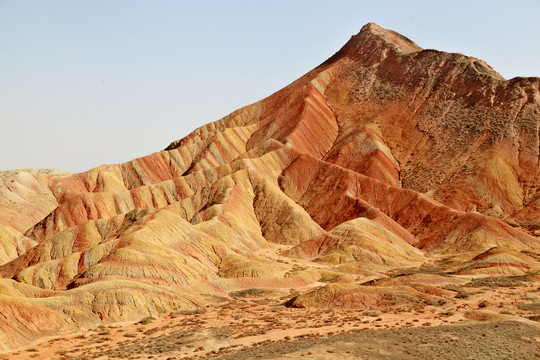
[1, 0, 539, 173]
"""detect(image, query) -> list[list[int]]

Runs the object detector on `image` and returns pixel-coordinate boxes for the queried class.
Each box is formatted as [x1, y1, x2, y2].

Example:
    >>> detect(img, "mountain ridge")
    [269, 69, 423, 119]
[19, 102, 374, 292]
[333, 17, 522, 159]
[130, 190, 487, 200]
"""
[0, 23, 539, 353]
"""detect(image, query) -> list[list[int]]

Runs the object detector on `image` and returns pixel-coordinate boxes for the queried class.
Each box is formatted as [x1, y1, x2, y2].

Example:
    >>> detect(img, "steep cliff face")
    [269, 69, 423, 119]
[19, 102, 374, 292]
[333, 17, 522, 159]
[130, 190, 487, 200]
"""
[0, 23, 539, 351]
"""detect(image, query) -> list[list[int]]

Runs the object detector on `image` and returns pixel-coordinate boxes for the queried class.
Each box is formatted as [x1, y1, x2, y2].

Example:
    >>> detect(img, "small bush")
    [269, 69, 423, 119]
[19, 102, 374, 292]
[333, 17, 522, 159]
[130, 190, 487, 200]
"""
[363, 310, 382, 317]
[137, 316, 155, 325]
[455, 292, 470, 299]
[499, 310, 515, 315]
[522, 296, 540, 303]
[478, 300, 489, 308]
[427, 299, 446, 306]
[174, 309, 205, 315]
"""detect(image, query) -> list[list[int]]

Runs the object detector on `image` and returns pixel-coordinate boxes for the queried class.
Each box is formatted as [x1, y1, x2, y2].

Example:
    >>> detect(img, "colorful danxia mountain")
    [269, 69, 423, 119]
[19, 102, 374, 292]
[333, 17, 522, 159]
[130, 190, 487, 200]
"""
[1, 23, 539, 359]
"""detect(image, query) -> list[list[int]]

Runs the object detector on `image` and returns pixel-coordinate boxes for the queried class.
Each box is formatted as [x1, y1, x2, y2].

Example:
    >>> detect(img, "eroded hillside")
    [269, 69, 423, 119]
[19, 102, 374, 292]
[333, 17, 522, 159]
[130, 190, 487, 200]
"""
[0, 23, 539, 355]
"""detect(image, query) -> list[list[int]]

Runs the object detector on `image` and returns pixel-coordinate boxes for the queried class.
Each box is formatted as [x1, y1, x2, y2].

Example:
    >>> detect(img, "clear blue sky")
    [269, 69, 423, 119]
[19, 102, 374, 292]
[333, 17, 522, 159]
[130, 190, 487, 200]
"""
[1, 0, 539, 172]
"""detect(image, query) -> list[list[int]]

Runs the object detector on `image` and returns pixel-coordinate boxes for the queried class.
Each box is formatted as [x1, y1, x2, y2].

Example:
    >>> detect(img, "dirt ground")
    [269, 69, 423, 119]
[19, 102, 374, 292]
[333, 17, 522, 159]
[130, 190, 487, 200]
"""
[214, 321, 540, 360]
[2, 276, 539, 360]
[2, 246, 539, 360]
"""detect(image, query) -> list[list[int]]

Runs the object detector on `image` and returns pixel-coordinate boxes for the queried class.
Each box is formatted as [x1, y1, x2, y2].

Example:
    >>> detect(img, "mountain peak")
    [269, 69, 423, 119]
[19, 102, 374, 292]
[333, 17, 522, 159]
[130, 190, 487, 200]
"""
[355, 22, 422, 53]
[323, 23, 422, 67]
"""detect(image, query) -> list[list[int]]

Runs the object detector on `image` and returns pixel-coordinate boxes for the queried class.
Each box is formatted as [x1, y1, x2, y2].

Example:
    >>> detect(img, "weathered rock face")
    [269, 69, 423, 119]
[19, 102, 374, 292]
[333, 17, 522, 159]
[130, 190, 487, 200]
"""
[0, 23, 539, 350]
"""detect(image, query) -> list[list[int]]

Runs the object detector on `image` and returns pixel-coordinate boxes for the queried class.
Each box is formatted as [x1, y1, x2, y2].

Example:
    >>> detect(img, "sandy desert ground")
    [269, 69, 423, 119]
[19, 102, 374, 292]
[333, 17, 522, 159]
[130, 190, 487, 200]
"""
[2, 266, 539, 360]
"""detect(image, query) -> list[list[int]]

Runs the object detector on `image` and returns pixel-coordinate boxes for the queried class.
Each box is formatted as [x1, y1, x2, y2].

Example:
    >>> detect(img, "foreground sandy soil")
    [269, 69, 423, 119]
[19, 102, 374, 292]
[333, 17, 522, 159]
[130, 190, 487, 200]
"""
[214, 321, 540, 360]
[2, 275, 539, 360]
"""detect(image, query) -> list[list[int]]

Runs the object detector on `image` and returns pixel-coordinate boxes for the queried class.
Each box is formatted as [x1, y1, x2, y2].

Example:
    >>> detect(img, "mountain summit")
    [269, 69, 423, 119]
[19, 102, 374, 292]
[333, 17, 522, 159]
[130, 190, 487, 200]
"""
[0, 23, 539, 354]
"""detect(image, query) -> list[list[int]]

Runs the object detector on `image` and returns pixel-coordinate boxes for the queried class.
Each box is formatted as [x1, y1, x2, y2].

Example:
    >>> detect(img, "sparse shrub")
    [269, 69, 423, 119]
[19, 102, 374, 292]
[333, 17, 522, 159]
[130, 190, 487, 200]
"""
[137, 316, 155, 325]
[499, 310, 515, 315]
[478, 300, 489, 308]
[442, 284, 463, 292]
[455, 292, 470, 299]
[143, 327, 160, 336]
[427, 299, 446, 306]
[363, 310, 382, 317]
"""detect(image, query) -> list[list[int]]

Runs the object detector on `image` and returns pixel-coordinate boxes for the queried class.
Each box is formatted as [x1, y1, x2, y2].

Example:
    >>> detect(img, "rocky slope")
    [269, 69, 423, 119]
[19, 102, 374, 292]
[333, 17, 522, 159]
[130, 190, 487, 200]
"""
[0, 23, 539, 351]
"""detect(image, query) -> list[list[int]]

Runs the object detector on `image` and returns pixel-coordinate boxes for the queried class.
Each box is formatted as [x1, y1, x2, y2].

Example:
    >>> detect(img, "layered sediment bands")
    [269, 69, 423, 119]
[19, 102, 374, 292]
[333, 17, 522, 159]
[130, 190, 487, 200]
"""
[251, 175, 325, 245]
[0, 170, 60, 234]
[0, 22, 540, 351]
[323, 32, 540, 217]
[0, 225, 37, 265]
[278, 153, 538, 257]
[285, 283, 432, 309]
[455, 246, 537, 275]
[284, 218, 426, 267]
[0, 295, 67, 350]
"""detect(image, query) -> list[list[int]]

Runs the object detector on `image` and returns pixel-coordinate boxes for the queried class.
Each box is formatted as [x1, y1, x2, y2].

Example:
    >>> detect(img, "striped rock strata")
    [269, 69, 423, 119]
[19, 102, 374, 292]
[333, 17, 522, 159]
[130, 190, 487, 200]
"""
[0, 23, 539, 350]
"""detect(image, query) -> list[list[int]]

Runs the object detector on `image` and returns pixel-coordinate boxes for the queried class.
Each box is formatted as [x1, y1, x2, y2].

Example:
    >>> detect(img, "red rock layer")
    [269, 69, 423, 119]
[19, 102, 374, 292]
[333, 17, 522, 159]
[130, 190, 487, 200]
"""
[0, 22, 539, 351]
